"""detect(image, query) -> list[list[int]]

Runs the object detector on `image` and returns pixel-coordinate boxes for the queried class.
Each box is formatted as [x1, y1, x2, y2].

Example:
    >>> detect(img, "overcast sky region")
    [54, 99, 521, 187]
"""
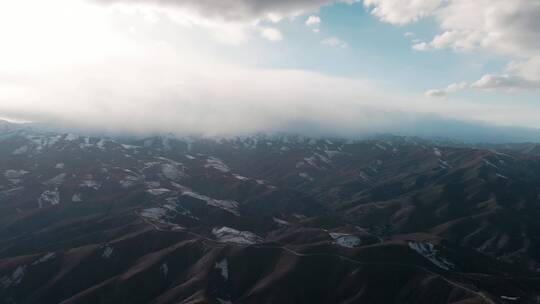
[0, 0, 539, 138]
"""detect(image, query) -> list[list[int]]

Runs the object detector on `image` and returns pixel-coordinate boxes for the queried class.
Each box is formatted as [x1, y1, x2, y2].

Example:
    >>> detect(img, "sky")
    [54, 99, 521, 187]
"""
[0, 0, 539, 138]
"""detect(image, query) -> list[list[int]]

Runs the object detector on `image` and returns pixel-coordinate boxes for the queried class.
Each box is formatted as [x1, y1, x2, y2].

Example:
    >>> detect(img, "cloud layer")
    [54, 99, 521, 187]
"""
[92, 0, 354, 22]
[424, 82, 467, 98]
[0, 0, 414, 137]
[364, 0, 442, 25]
[0, 0, 538, 139]
[322, 37, 348, 48]
[471, 75, 540, 91]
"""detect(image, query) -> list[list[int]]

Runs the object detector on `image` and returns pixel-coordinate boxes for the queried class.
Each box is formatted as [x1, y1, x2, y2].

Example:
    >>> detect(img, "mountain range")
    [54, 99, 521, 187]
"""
[1, 121, 540, 303]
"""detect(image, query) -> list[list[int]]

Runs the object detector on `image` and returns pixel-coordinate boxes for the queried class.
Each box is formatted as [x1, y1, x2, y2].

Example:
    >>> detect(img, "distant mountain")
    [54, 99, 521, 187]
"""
[7, 112, 540, 144]
[1, 126, 540, 303]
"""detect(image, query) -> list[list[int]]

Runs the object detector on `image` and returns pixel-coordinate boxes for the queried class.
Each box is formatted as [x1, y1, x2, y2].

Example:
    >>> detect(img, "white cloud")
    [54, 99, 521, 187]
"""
[1, 0, 539, 136]
[446, 82, 468, 92]
[260, 27, 283, 42]
[1, 0, 430, 137]
[9, 2, 522, 137]
[368, 0, 540, 93]
[421, 0, 540, 56]
[89, 0, 359, 45]
[322, 37, 348, 48]
[424, 89, 447, 98]
[412, 30, 485, 52]
[471, 74, 540, 91]
[432, 0, 540, 57]
[428, 71, 540, 96]
[94, 0, 355, 22]
[363, 0, 443, 25]
[425, 82, 467, 98]
[506, 56, 540, 82]
[306, 15, 321, 26]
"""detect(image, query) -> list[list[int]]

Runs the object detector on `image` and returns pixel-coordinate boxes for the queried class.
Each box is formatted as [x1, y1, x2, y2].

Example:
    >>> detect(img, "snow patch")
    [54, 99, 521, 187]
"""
[500, 296, 519, 301]
[145, 181, 161, 188]
[496, 173, 509, 180]
[358, 171, 371, 182]
[232, 174, 249, 181]
[324, 150, 342, 158]
[96, 139, 106, 149]
[212, 227, 262, 245]
[163, 197, 198, 220]
[161, 163, 185, 181]
[32, 253, 56, 266]
[483, 159, 499, 169]
[12, 145, 28, 155]
[140, 207, 168, 221]
[44, 173, 66, 186]
[273, 217, 291, 226]
[64, 133, 79, 141]
[147, 188, 172, 196]
[138, 207, 180, 227]
[0, 265, 26, 289]
[72, 193, 83, 202]
[178, 186, 239, 215]
[160, 263, 169, 277]
[121, 144, 138, 150]
[38, 189, 60, 208]
[304, 156, 321, 169]
[79, 137, 93, 149]
[119, 173, 141, 188]
[299, 172, 314, 182]
[4, 169, 28, 179]
[205, 157, 230, 173]
[4, 170, 28, 184]
[314, 152, 331, 164]
[408, 241, 453, 270]
[329, 233, 361, 248]
[438, 159, 451, 169]
[101, 246, 114, 259]
[142, 161, 161, 171]
[79, 175, 101, 190]
[375, 143, 387, 151]
[215, 258, 229, 280]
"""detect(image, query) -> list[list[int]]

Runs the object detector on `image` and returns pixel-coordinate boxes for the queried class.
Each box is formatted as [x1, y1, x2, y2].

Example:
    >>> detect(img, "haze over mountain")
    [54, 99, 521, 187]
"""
[5, 117, 540, 145]
[1, 0, 540, 137]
